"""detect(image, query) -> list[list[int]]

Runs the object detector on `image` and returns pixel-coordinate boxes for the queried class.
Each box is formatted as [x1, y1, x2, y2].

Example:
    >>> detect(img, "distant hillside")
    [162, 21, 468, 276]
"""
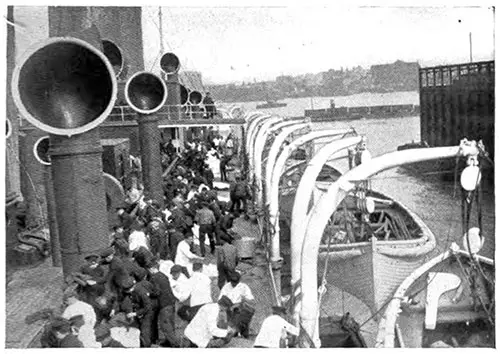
[207, 60, 419, 103]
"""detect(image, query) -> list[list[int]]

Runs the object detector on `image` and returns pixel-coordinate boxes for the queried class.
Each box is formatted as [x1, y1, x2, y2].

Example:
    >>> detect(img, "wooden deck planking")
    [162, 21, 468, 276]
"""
[5, 260, 63, 348]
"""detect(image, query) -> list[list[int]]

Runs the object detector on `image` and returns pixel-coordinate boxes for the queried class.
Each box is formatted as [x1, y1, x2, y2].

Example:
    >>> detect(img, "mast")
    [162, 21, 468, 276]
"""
[158, 6, 164, 80]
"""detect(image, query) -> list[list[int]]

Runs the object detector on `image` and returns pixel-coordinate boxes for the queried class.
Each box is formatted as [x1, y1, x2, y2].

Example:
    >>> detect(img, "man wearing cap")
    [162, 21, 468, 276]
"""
[70, 255, 106, 316]
[177, 262, 213, 322]
[194, 202, 217, 256]
[253, 306, 299, 348]
[118, 276, 158, 348]
[219, 270, 255, 338]
[184, 296, 236, 348]
[175, 233, 204, 275]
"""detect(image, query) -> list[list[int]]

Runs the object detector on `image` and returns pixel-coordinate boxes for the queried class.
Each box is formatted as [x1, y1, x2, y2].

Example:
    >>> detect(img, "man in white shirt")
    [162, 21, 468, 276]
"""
[169, 265, 191, 303]
[61, 289, 101, 348]
[128, 225, 150, 253]
[177, 262, 213, 322]
[175, 233, 204, 275]
[218, 270, 255, 338]
[184, 296, 236, 348]
[253, 306, 299, 348]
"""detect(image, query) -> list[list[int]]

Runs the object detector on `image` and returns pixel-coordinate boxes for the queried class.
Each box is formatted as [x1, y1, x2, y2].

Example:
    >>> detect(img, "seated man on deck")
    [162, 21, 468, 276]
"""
[183, 296, 237, 348]
[253, 306, 299, 348]
[218, 270, 256, 338]
[175, 233, 204, 275]
[177, 262, 213, 322]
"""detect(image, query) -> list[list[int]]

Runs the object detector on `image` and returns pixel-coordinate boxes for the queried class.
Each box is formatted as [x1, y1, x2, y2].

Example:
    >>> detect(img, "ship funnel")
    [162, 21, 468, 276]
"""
[160, 52, 180, 75]
[125, 71, 167, 114]
[102, 39, 125, 79]
[12, 37, 117, 136]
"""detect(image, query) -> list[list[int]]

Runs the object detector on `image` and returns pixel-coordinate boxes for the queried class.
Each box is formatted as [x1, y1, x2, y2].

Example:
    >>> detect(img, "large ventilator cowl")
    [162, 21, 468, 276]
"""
[125, 71, 167, 115]
[160, 52, 180, 75]
[102, 39, 125, 78]
[188, 90, 203, 105]
[11, 37, 117, 136]
[33, 136, 51, 166]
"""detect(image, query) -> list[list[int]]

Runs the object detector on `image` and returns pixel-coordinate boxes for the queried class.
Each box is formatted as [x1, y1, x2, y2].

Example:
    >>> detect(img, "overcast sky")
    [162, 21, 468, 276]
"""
[142, 6, 495, 84]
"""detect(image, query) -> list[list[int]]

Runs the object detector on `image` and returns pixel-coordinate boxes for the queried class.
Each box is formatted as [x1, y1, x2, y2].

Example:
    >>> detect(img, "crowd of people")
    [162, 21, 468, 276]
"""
[39, 131, 299, 348]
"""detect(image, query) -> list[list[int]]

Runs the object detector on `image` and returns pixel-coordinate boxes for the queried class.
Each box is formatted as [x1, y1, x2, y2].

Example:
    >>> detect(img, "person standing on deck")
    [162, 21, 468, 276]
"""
[253, 306, 299, 348]
[218, 270, 255, 338]
[229, 176, 251, 214]
[216, 234, 239, 289]
[202, 92, 215, 119]
[146, 260, 179, 347]
[219, 155, 228, 182]
[194, 202, 217, 256]
[224, 134, 234, 158]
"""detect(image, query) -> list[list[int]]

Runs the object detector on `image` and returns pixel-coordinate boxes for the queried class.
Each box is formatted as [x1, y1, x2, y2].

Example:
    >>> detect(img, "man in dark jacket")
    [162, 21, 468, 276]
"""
[194, 202, 217, 256]
[202, 92, 215, 119]
[229, 176, 250, 214]
[119, 277, 158, 348]
[146, 260, 179, 347]
[216, 235, 239, 289]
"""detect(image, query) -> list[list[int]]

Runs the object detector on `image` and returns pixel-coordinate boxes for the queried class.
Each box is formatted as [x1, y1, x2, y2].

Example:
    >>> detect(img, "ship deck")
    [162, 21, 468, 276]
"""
[6, 210, 379, 348]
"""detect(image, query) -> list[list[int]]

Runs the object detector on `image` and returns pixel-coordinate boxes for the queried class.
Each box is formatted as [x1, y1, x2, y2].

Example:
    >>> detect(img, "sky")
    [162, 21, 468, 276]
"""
[142, 6, 495, 84]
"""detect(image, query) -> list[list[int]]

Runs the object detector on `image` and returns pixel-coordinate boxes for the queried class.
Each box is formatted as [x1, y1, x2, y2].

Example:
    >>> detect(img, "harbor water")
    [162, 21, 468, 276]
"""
[228, 91, 495, 259]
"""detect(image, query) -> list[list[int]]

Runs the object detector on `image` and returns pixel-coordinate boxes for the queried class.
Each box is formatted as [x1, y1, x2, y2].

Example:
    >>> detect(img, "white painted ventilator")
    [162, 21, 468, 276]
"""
[298, 140, 481, 347]
[250, 116, 283, 198]
[257, 122, 310, 210]
[266, 129, 355, 268]
[289, 136, 363, 326]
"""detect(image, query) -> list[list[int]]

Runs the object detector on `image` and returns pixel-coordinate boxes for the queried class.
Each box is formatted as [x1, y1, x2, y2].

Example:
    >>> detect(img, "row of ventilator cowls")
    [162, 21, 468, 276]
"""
[10, 25, 194, 277]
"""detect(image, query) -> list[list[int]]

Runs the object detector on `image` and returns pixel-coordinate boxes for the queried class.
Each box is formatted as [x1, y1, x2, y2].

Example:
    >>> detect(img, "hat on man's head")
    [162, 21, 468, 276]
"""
[69, 314, 85, 329]
[100, 247, 115, 258]
[119, 276, 135, 290]
[218, 295, 233, 308]
[228, 270, 241, 283]
[272, 306, 287, 316]
[84, 254, 99, 262]
[51, 318, 71, 333]
[170, 265, 184, 275]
